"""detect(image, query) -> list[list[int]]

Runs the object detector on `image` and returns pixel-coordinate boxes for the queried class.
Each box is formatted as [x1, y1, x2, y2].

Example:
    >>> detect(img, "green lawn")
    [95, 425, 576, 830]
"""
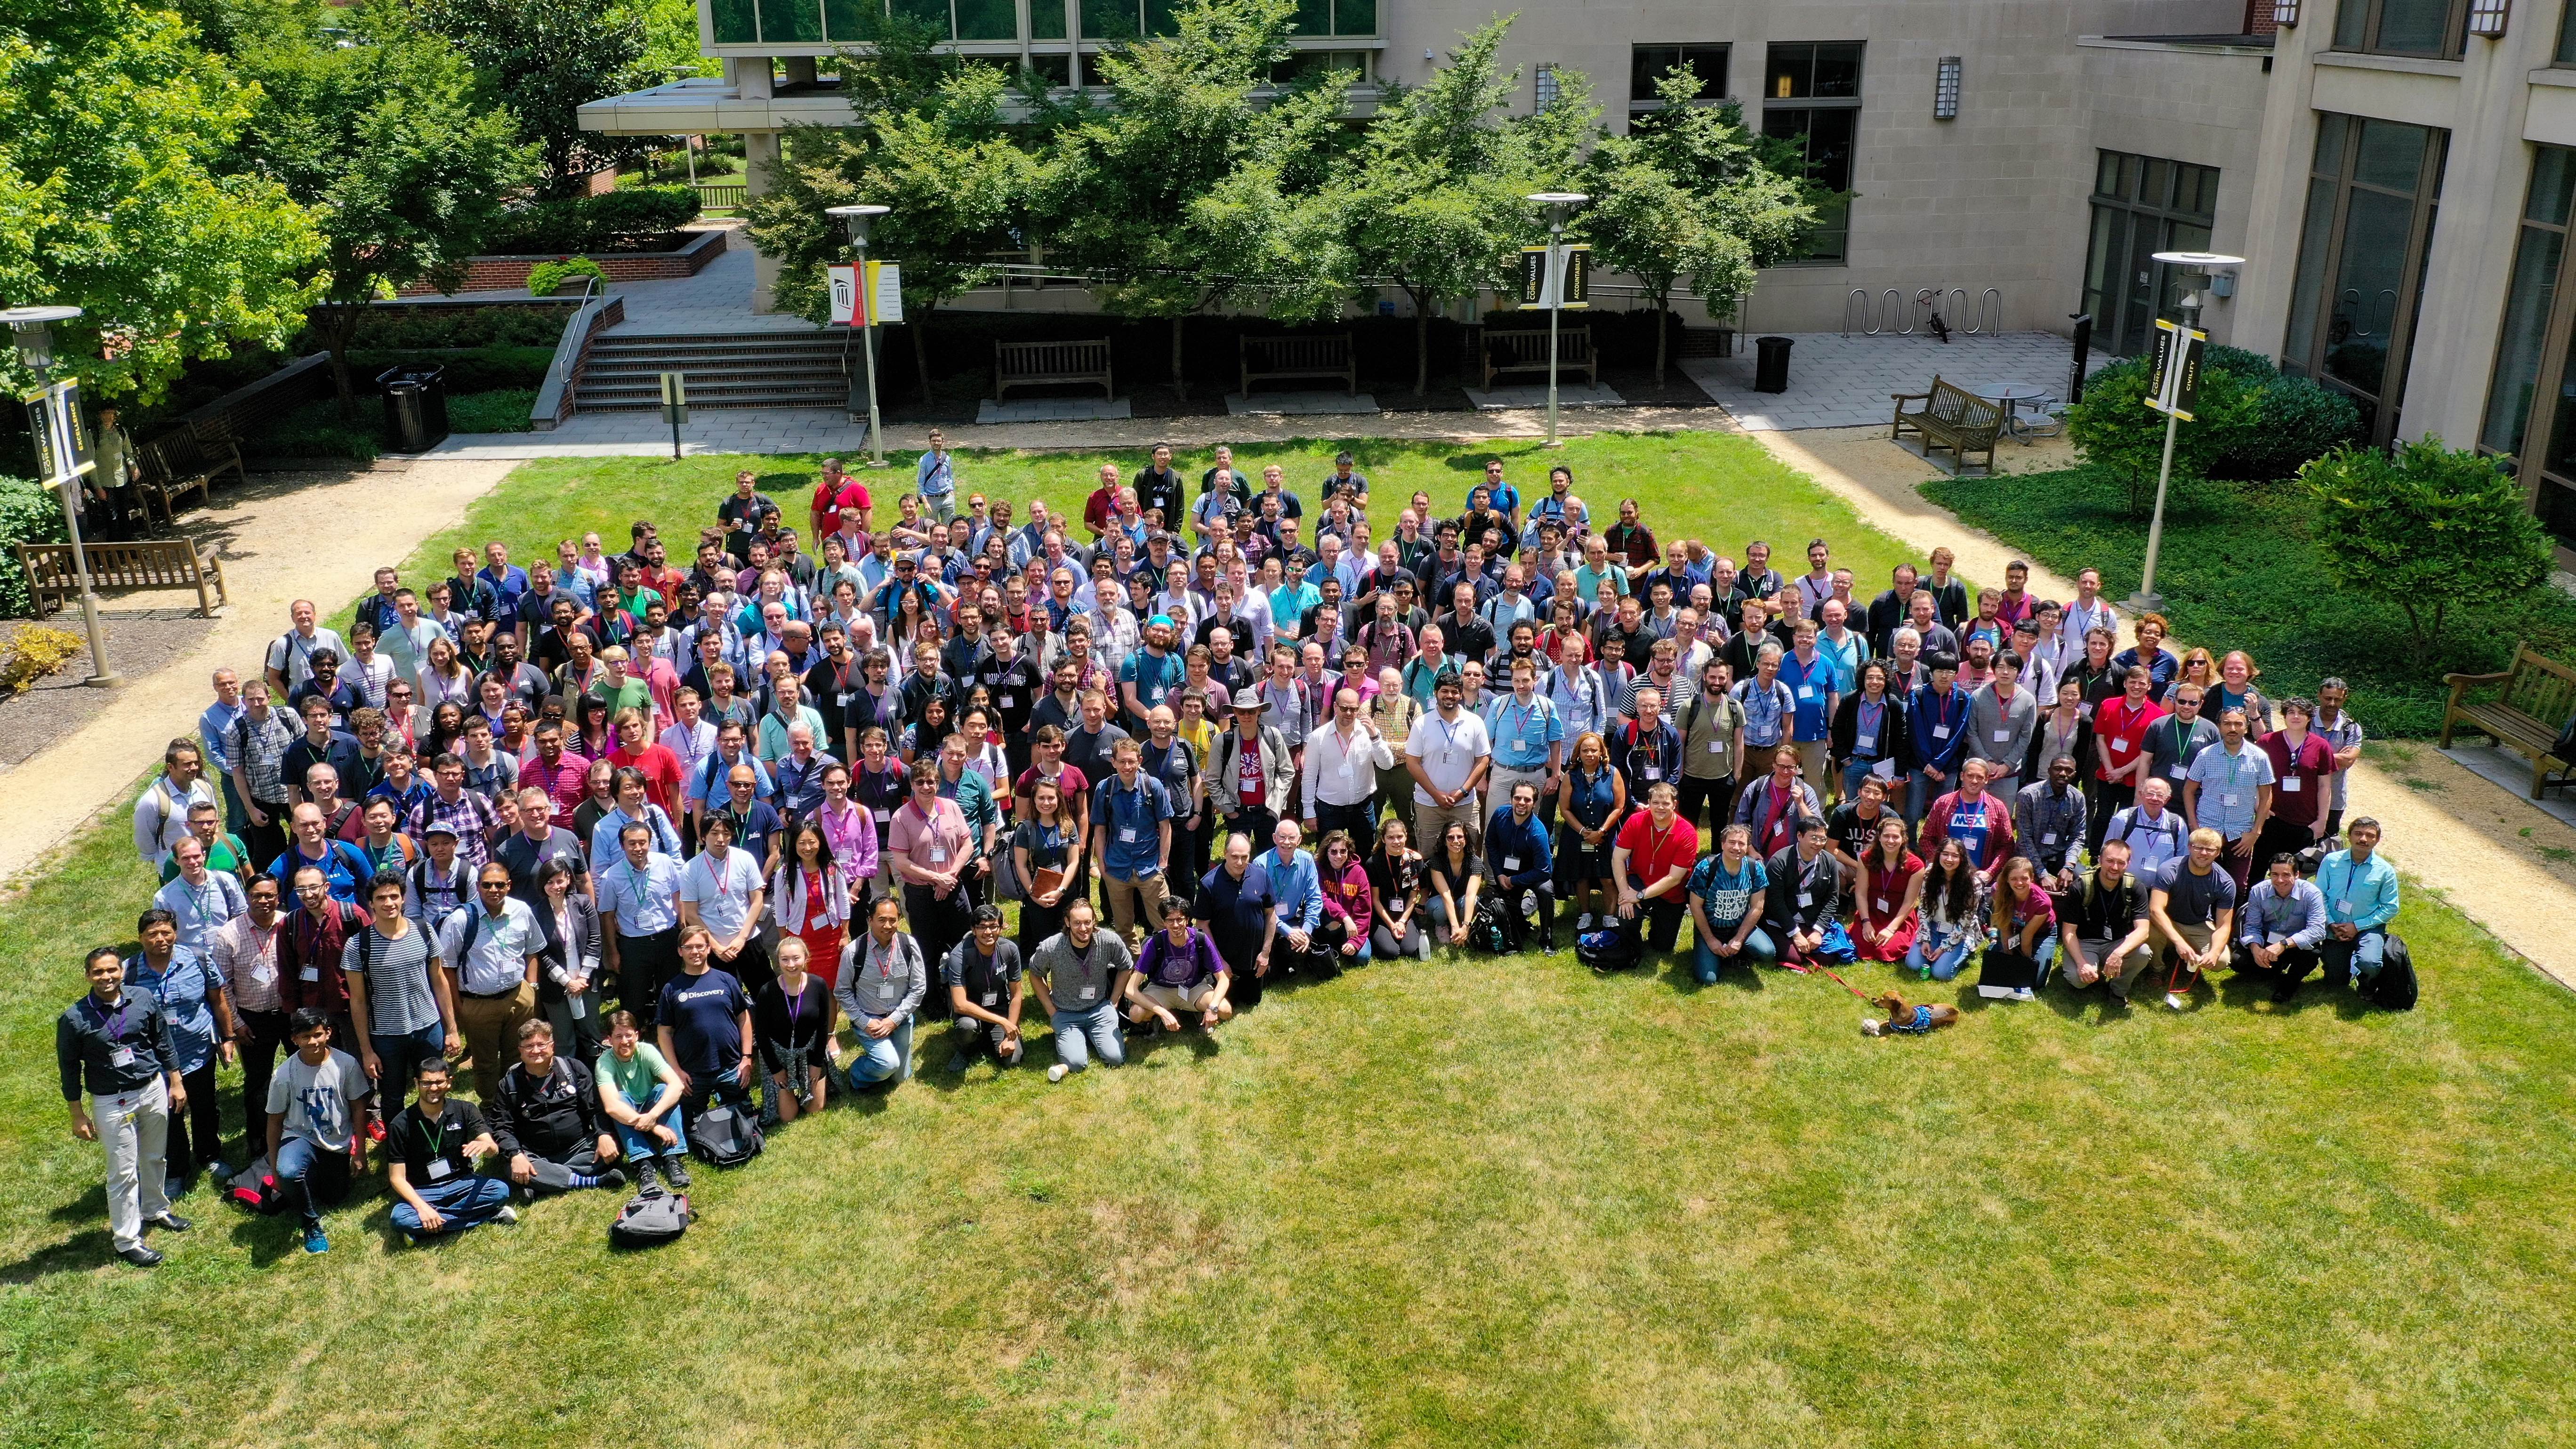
[1922, 464, 2576, 739]
[10, 433, 2576, 1448]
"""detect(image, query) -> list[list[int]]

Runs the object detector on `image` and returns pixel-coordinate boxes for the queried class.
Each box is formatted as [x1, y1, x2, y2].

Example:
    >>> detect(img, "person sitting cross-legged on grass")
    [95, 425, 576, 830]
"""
[385, 1057, 516, 1243]
[1031, 898, 1135, 1082]
[1686, 823, 1776, 982]
[263, 1007, 372, 1255]
[486, 1018, 627, 1200]
[595, 1010, 690, 1196]
[1904, 837, 1985, 982]
[1128, 895, 1233, 1035]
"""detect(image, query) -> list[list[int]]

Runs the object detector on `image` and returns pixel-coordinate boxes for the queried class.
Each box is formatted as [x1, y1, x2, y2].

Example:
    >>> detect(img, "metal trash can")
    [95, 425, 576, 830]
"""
[377, 364, 451, 452]
[1754, 336, 1794, 394]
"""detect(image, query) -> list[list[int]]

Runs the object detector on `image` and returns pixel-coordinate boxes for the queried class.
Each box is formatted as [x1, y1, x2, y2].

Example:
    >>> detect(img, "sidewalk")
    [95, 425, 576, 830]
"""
[0, 458, 516, 886]
[1761, 424, 2576, 992]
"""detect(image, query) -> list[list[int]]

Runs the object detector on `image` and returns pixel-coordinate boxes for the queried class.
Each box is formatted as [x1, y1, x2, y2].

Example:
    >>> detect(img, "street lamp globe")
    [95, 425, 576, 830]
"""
[825, 203, 891, 247]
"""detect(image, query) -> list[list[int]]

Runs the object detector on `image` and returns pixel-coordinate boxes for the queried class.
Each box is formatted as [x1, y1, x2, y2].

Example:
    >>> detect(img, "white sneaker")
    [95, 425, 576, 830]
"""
[2164, 991, 2186, 1012]
[1577, 912, 1596, 931]
[2012, 988, 2036, 1002]
[1046, 1063, 1070, 1083]
[494, 1204, 520, 1225]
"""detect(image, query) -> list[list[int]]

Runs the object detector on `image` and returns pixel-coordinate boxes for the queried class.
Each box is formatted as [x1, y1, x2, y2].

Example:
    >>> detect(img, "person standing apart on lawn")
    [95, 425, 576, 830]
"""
[2148, 828, 2239, 1011]
[60, 947, 191, 1266]
[384, 1057, 516, 1243]
[916, 427, 958, 525]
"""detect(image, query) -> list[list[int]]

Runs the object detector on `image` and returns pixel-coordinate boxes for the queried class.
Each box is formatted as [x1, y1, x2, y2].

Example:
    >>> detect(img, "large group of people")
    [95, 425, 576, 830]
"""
[59, 438, 2405, 1265]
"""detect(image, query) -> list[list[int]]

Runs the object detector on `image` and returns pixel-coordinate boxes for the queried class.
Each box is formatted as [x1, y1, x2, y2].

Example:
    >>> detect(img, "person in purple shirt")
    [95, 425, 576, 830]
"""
[1126, 896, 1233, 1033]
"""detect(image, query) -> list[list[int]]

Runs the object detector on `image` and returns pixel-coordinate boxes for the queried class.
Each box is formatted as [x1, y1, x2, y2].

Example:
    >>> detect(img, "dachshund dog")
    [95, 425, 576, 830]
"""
[1862, 990, 1959, 1037]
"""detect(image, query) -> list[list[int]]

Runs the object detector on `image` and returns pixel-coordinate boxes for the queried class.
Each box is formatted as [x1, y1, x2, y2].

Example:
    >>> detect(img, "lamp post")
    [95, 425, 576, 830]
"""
[2126, 251, 2244, 613]
[1527, 191, 1589, 448]
[4, 305, 119, 686]
[826, 203, 892, 468]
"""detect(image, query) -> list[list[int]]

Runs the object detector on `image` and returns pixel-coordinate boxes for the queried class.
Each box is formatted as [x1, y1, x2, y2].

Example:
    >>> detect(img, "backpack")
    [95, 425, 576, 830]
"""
[1577, 921, 1642, 973]
[2365, 934, 2418, 1011]
[687, 1100, 764, 1167]
[1468, 892, 1518, 955]
[610, 1190, 692, 1248]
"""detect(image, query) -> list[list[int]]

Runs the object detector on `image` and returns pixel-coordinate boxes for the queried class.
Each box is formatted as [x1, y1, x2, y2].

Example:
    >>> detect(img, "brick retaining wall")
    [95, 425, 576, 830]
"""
[398, 228, 726, 295]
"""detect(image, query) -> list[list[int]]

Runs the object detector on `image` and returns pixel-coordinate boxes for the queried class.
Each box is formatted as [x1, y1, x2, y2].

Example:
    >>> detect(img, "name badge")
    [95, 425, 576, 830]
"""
[109, 1046, 137, 1068]
[2110, 738, 2130, 753]
[1503, 856, 1521, 871]
[2042, 833, 2058, 845]
[1120, 828, 1139, 844]
[571, 996, 588, 1019]
[1642, 766, 1661, 781]
[1708, 740, 1726, 754]
[998, 694, 1015, 709]
[1797, 685, 1817, 700]
[2337, 898, 2352, 913]
[872, 808, 892, 824]
[1798, 892, 1813, 908]
[2280, 776, 2302, 793]
[1875, 897, 1890, 911]
[1074, 984, 1096, 1003]
[425, 1159, 453, 1181]
[2221, 793, 2239, 808]
[300, 966, 321, 982]
[1992, 728, 2012, 743]
[2168, 764, 2187, 778]
[927, 845, 949, 864]
[1932, 725, 1951, 740]
[982, 990, 1001, 1006]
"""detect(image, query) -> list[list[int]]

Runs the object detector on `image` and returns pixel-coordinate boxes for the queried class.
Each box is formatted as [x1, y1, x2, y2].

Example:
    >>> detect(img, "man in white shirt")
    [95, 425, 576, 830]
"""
[436, 864, 542, 1103]
[264, 599, 350, 701]
[2055, 567, 2119, 661]
[1302, 687, 1395, 853]
[1405, 668, 1493, 855]
[136, 739, 219, 867]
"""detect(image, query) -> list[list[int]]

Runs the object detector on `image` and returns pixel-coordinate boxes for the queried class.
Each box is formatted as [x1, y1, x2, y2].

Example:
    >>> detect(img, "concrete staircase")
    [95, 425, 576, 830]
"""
[573, 329, 851, 411]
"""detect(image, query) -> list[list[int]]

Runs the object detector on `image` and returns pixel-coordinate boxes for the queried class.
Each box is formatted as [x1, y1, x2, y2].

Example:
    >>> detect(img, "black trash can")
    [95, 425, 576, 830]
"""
[1754, 336, 1794, 394]
[378, 364, 451, 452]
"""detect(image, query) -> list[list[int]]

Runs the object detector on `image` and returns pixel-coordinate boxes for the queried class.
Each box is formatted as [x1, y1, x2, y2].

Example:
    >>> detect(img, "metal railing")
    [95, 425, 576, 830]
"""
[1843, 286, 2004, 336]
[530, 277, 622, 429]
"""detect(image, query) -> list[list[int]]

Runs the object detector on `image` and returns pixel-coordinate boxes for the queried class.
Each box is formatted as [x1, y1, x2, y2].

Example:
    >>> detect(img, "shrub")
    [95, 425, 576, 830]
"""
[2064, 354, 2258, 512]
[446, 389, 538, 433]
[332, 306, 569, 350]
[238, 398, 381, 463]
[345, 346, 555, 392]
[0, 474, 70, 619]
[525, 257, 609, 297]
[2302, 437, 2554, 651]
[480, 186, 702, 255]
[1, 624, 86, 692]
[2221, 372, 2362, 484]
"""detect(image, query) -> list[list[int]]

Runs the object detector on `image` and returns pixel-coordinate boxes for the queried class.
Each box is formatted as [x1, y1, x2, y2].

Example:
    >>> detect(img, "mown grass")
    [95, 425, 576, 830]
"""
[1922, 464, 2576, 738]
[8, 433, 2576, 1448]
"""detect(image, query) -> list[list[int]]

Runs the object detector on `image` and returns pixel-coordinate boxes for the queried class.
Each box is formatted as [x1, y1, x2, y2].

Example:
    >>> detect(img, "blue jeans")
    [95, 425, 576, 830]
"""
[1908, 927, 1977, 981]
[369, 1021, 448, 1114]
[1050, 1001, 1125, 1072]
[1904, 771, 1943, 826]
[391, 1173, 513, 1240]
[842, 1014, 914, 1087]
[274, 1135, 353, 1229]
[1693, 924, 1778, 982]
[2321, 927, 2386, 983]
[613, 1089, 684, 1162]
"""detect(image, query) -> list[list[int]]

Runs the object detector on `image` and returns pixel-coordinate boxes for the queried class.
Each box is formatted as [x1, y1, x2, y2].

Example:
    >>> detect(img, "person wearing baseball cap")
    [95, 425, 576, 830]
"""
[1119, 613, 1186, 733]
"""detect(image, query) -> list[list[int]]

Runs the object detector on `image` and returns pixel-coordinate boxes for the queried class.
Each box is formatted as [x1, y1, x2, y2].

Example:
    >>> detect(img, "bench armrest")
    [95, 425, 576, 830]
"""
[1891, 391, 1929, 402]
[2441, 670, 2512, 686]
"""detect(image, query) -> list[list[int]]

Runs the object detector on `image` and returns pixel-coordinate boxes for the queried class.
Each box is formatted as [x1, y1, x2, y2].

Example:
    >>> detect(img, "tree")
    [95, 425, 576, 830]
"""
[1583, 67, 1812, 383]
[231, 2, 532, 413]
[411, 0, 648, 198]
[1039, 0, 1353, 398]
[749, 14, 1037, 401]
[2302, 437, 2554, 652]
[2063, 355, 2261, 515]
[0, 0, 322, 403]
[1336, 16, 1578, 396]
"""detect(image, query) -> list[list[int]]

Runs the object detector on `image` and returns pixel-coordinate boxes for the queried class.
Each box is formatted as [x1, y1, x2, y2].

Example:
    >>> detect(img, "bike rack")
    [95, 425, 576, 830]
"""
[1844, 286, 2005, 337]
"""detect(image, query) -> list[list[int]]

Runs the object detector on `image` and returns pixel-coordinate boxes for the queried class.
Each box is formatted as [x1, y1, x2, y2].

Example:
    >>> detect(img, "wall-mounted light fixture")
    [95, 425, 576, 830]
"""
[1934, 56, 1961, 119]
[2468, 0, 2510, 36]
[2273, 0, 2298, 25]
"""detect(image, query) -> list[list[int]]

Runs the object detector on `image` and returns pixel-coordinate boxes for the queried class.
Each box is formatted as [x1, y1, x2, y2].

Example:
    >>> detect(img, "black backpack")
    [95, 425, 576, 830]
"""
[1577, 921, 1642, 973]
[1469, 893, 1518, 954]
[687, 1100, 764, 1167]
[610, 1190, 691, 1248]
[2366, 934, 2418, 1011]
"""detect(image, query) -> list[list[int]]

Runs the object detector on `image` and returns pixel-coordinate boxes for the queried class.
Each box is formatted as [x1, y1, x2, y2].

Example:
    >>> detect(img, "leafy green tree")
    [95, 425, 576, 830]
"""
[749, 14, 1038, 401]
[411, 0, 647, 198]
[2064, 354, 2260, 515]
[1583, 67, 1812, 383]
[2302, 438, 2554, 652]
[1337, 16, 1578, 396]
[232, 2, 532, 413]
[0, 0, 321, 402]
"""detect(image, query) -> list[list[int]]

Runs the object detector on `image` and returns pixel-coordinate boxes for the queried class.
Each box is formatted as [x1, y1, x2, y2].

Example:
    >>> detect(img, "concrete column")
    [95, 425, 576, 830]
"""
[745, 131, 784, 314]
[736, 57, 774, 99]
[781, 56, 817, 85]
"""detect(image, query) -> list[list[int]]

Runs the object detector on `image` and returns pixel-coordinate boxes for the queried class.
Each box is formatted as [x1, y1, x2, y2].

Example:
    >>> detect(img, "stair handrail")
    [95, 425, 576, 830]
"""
[531, 275, 622, 430]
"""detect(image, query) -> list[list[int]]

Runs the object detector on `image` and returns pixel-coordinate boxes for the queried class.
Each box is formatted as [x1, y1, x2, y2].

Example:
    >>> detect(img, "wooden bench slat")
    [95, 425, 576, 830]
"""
[13, 537, 227, 618]
[994, 338, 1114, 402]
[2441, 640, 2576, 797]
[1240, 333, 1357, 395]
[1891, 374, 2002, 475]
[1481, 327, 1597, 391]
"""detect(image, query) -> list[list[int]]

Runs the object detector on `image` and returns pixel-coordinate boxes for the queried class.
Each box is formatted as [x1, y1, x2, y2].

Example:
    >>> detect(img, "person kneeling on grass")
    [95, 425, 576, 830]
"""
[488, 1018, 627, 1200]
[837, 897, 926, 1090]
[1612, 781, 1699, 955]
[386, 1057, 516, 1243]
[2236, 853, 2329, 1004]
[1129, 895, 1233, 1035]
[2148, 827, 2239, 1012]
[595, 1010, 690, 1196]
[1686, 824, 1775, 982]
[263, 1008, 371, 1255]
[757, 936, 839, 1120]
[2058, 837, 2155, 1005]
[1030, 899, 1135, 1083]
[1764, 813, 1854, 969]
[944, 907, 1026, 1071]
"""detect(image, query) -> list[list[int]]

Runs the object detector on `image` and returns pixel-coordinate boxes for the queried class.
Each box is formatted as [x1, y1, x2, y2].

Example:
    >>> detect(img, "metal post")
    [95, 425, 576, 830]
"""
[8, 310, 118, 685]
[859, 253, 886, 469]
[1545, 223, 1563, 448]
[2130, 409, 2181, 613]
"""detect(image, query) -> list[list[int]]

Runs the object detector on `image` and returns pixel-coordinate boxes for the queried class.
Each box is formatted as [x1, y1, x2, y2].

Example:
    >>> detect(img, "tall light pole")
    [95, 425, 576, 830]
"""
[826, 203, 892, 468]
[1528, 191, 1589, 448]
[2126, 251, 2242, 613]
[5, 305, 119, 686]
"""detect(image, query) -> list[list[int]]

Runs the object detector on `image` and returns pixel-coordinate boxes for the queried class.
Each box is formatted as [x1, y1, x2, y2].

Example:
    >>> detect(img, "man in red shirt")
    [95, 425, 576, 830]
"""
[1612, 780, 1700, 953]
[2090, 663, 2165, 829]
[2254, 697, 2335, 868]
[521, 718, 592, 829]
[1082, 462, 1124, 540]
[811, 458, 871, 540]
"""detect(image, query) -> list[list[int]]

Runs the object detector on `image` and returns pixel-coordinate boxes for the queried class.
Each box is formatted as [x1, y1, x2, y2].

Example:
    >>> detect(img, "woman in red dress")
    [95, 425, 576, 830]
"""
[771, 818, 851, 989]
[1852, 813, 1924, 962]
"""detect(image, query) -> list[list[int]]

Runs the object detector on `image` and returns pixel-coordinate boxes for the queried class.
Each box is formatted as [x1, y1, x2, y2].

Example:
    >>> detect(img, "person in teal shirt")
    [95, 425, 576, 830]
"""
[2315, 816, 2400, 987]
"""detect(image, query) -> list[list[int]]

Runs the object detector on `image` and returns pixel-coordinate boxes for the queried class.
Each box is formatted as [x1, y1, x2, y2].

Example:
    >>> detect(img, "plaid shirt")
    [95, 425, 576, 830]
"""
[232, 708, 298, 804]
[409, 788, 500, 870]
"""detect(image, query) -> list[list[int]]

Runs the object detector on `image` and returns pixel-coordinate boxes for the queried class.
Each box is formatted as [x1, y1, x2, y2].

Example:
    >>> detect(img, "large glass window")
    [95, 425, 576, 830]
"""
[2281, 113, 2447, 447]
[1630, 44, 1729, 111]
[2332, 0, 2468, 57]
[1763, 43, 1862, 264]
[2080, 151, 2221, 358]
[2480, 148, 2576, 555]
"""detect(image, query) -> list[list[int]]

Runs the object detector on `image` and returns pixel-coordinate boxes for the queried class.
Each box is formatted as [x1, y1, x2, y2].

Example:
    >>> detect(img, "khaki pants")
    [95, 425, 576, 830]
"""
[1488, 765, 1550, 818]
[2075, 936, 2158, 999]
[455, 984, 536, 1103]
[94, 1076, 172, 1253]
[1793, 739, 1833, 799]
[1138, 980, 1228, 1014]
[2162, 921, 2226, 996]
[1101, 872, 1169, 945]
[1414, 796, 1484, 857]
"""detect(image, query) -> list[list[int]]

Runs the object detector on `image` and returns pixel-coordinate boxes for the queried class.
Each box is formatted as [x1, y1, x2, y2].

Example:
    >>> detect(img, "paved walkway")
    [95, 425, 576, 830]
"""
[1761, 424, 2576, 992]
[1683, 331, 2115, 431]
[0, 459, 516, 886]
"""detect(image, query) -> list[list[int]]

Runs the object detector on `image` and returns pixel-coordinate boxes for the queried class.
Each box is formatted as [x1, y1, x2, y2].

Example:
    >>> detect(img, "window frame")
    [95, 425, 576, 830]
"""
[2080, 150, 2222, 358]
[2279, 112, 2448, 449]
[1628, 43, 1731, 112]
[1760, 42, 1864, 266]
[2330, 0, 2470, 59]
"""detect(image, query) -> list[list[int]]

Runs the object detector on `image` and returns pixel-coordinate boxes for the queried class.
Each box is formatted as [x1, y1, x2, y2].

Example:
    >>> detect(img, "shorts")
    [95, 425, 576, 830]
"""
[1138, 981, 1224, 1012]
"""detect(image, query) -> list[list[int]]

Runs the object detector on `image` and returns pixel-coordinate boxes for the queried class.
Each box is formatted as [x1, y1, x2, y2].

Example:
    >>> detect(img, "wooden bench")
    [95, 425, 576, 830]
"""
[1481, 327, 1596, 391]
[134, 436, 210, 523]
[16, 537, 229, 618]
[1240, 333, 1356, 395]
[1890, 375, 2004, 475]
[2440, 641, 2576, 797]
[189, 417, 251, 490]
[994, 338, 1114, 402]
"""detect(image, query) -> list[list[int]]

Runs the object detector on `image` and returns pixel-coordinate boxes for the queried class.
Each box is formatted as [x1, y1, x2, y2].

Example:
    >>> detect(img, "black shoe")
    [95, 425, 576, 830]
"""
[634, 1159, 663, 1197]
[2270, 979, 2302, 1004]
[118, 1246, 164, 1267]
[145, 1212, 192, 1233]
[596, 1167, 628, 1191]
[663, 1158, 692, 1190]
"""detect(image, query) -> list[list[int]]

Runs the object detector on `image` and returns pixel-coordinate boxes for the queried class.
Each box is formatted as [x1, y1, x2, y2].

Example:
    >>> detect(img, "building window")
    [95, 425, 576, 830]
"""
[2331, 0, 2469, 56]
[714, 0, 1376, 47]
[2479, 148, 2576, 554]
[1629, 44, 1729, 110]
[2558, 0, 2576, 60]
[1762, 42, 1863, 263]
[2081, 152, 2221, 359]
[2282, 113, 2448, 447]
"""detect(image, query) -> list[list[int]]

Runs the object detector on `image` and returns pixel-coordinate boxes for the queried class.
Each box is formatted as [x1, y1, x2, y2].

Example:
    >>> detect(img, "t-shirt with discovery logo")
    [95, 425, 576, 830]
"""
[657, 968, 751, 1078]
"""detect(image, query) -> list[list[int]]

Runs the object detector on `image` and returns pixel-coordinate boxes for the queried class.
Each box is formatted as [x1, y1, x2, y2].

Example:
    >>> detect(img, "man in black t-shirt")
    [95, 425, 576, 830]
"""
[486, 1019, 625, 1196]
[385, 1057, 515, 1242]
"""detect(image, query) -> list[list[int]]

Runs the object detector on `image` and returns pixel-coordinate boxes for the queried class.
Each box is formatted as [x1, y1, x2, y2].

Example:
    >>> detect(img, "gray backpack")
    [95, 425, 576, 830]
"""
[610, 1190, 690, 1248]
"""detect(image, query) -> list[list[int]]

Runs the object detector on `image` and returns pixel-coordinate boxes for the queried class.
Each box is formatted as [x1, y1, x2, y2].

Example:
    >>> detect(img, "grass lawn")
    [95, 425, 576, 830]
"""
[1922, 464, 2576, 739]
[9, 433, 2576, 1448]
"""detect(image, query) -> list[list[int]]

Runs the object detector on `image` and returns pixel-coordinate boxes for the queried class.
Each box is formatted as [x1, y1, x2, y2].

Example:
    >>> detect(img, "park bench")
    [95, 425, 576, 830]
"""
[1240, 333, 1356, 395]
[1890, 376, 2004, 475]
[2439, 640, 2576, 797]
[994, 338, 1114, 402]
[16, 536, 229, 618]
[1481, 327, 1596, 391]
[134, 418, 250, 523]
